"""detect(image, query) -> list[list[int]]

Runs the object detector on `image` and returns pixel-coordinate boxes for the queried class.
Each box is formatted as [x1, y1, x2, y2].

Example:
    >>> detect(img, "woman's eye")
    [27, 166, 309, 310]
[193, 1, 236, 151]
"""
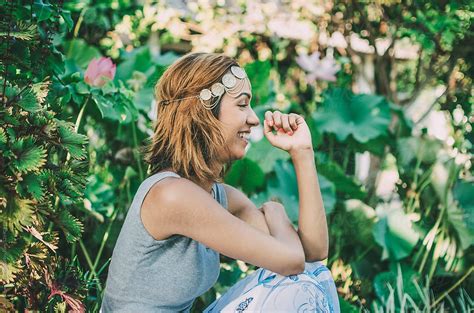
[239, 103, 248, 108]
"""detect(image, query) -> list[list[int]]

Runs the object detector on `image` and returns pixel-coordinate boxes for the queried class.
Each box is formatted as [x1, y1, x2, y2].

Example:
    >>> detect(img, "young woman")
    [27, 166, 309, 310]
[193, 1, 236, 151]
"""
[101, 53, 339, 312]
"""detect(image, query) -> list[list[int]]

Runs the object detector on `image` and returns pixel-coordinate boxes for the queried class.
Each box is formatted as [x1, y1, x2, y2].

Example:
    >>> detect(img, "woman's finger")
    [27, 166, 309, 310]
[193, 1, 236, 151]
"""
[264, 111, 273, 127]
[263, 119, 276, 144]
[289, 113, 298, 130]
[272, 111, 283, 131]
[281, 114, 292, 133]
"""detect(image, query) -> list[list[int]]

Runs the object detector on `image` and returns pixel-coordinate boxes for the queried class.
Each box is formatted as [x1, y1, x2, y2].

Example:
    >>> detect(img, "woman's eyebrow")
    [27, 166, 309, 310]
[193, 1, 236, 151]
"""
[237, 92, 252, 99]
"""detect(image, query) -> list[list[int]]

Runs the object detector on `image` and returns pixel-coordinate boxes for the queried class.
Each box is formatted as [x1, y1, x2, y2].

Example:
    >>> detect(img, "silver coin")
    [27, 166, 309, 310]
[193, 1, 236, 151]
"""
[211, 83, 225, 96]
[231, 66, 246, 79]
[222, 73, 236, 88]
[199, 89, 212, 101]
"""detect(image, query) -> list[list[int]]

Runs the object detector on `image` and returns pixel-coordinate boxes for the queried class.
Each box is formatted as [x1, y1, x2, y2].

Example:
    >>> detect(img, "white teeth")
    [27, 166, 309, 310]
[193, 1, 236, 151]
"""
[238, 132, 250, 140]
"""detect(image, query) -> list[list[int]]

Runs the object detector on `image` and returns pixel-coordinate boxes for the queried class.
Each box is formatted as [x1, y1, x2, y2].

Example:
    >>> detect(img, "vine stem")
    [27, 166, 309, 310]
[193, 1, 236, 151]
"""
[66, 6, 87, 56]
[79, 239, 103, 294]
[431, 265, 473, 308]
[92, 206, 119, 272]
[75, 94, 91, 132]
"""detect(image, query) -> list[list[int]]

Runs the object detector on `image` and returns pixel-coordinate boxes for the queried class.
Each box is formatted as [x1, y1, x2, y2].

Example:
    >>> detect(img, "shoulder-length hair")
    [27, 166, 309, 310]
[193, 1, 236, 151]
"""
[144, 52, 238, 185]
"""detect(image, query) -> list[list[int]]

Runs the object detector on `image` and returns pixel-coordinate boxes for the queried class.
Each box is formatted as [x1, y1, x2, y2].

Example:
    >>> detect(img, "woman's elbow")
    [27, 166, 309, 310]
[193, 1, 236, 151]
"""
[290, 253, 306, 275]
[305, 248, 328, 262]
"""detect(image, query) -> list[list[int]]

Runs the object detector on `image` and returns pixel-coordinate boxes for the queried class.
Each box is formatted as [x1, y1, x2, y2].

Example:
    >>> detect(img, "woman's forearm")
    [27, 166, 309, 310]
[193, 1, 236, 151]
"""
[264, 210, 305, 263]
[290, 148, 329, 261]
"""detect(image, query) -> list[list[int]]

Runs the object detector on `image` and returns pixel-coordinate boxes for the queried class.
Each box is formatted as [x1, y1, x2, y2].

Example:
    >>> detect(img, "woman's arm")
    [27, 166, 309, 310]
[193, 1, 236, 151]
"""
[262, 201, 305, 265]
[291, 148, 328, 261]
[223, 184, 271, 235]
[143, 178, 305, 276]
[263, 111, 329, 262]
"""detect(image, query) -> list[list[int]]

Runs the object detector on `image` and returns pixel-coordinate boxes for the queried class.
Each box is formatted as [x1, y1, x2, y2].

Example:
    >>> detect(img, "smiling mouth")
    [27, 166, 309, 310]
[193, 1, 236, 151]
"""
[238, 132, 250, 143]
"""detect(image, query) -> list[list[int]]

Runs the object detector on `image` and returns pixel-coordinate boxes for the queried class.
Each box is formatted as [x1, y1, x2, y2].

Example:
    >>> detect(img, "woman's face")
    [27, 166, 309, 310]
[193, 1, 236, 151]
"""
[217, 78, 259, 162]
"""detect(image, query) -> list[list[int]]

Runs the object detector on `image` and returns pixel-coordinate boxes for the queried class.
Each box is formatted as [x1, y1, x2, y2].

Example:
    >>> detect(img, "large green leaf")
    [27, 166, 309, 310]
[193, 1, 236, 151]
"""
[397, 137, 443, 167]
[64, 39, 101, 68]
[134, 87, 154, 111]
[33, 0, 53, 22]
[373, 206, 420, 260]
[93, 94, 120, 121]
[267, 160, 336, 222]
[246, 139, 289, 174]
[225, 158, 265, 194]
[116, 46, 153, 82]
[317, 160, 366, 200]
[313, 88, 391, 143]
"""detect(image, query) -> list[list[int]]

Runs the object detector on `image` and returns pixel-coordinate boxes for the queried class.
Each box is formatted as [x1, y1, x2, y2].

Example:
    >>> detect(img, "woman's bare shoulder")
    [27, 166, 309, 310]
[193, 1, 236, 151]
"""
[140, 174, 189, 241]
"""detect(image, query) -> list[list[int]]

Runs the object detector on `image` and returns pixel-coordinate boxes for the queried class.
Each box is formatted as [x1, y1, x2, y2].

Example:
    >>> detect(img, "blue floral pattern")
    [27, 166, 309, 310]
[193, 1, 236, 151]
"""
[204, 261, 340, 312]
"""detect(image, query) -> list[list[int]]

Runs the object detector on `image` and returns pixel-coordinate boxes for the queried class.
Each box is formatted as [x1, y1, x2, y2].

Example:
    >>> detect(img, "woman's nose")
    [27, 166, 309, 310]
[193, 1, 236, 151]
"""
[248, 109, 260, 126]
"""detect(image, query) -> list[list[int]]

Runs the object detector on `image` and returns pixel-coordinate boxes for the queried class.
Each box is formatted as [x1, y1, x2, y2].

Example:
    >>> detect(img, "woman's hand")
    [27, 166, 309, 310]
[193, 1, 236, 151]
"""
[260, 201, 291, 226]
[263, 110, 313, 154]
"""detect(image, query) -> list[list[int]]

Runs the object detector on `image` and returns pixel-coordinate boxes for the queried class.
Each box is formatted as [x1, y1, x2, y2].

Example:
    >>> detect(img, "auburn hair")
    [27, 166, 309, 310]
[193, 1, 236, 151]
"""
[144, 52, 238, 185]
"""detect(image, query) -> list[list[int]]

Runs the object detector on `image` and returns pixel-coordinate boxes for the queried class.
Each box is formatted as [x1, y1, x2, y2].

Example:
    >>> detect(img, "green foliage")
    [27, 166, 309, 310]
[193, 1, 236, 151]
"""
[314, 88, 392, 143]
[1, 0, 88, 310]
[10, 137, 47, 173]
[244, 60, 272, 105]
[373, 207, 420, 261]
[3, 0, 472, 311]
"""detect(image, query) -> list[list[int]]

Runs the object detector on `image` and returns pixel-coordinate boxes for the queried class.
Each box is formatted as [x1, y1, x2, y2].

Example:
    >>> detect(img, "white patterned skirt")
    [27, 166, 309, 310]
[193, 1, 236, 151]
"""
[204, 261, 340, 312]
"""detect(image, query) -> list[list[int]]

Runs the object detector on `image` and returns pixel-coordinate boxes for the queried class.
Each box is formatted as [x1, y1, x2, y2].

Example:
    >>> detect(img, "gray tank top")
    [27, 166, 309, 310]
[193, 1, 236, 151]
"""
[101, 171, 228, 312]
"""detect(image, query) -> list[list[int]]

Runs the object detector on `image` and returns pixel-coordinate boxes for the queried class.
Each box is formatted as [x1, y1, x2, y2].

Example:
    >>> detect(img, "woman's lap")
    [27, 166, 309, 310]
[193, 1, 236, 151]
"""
[204, 261, 340, 312]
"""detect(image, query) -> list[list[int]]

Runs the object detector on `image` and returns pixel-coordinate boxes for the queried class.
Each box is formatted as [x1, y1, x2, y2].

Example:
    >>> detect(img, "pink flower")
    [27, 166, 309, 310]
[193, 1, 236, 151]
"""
[84, 57, 116, 87]
[295, 51, 340, 82]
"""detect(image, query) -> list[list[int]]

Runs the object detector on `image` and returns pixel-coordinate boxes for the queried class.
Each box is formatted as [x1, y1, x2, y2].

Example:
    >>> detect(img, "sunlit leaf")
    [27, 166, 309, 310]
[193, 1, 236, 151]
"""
[267, 160, 335, 222]
[246, 139, 289, 174]
[33, 0, 53, 22]
[373, 206, 420, 260]
[313, 88, 391, 143]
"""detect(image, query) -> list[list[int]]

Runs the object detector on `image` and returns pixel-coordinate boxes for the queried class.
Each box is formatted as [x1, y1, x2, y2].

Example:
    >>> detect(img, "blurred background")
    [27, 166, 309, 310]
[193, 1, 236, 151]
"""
[1, 0, 472, 311]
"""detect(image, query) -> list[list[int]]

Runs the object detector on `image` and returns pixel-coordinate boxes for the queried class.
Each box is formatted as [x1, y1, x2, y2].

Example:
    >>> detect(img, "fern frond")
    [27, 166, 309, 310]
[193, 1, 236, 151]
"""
[17, 89, 42, 112]
[1, 196, 35, 234]
[19, 174, 45, 200]
[0, 261, 22, 284]
[56, 121, 88, 160]
[0, 238, 27, 264]
[56, 210, 83, 243]
[0, 22, 37, 41]
[0, 127, 6, 146]
[31, 80, 51, 104]
[58, 178, 83, 203]
[11, 137, 47, 173]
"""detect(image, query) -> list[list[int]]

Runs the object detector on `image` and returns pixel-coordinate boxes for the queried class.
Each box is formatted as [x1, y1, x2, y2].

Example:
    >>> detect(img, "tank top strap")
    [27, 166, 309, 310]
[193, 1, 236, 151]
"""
[213, 183, 228, 210]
